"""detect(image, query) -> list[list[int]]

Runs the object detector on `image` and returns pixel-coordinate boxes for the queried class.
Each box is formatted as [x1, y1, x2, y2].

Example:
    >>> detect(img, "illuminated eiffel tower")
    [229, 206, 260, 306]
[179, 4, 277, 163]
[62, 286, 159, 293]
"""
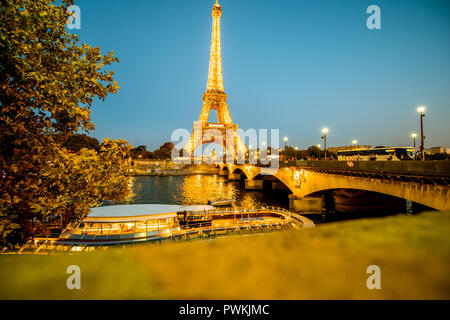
[184, 0, 247, 159]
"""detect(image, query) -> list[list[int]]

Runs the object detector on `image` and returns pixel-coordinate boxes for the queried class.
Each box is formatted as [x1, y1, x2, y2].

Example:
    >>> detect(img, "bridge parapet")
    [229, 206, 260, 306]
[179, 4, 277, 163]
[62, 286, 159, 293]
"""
[218, 162, 449, 211]
[281, 160, 450, 176]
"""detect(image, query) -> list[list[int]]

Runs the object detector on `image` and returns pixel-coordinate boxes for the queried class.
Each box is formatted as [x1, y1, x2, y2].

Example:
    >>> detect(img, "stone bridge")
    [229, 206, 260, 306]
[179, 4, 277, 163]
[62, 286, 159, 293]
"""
[215, 161, 450, 212]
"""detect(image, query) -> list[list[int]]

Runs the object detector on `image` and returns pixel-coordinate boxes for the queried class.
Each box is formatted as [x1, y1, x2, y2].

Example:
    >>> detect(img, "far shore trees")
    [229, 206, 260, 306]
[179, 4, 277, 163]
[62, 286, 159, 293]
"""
[131, 142, 175, 160]
[0, 0, 131, 246]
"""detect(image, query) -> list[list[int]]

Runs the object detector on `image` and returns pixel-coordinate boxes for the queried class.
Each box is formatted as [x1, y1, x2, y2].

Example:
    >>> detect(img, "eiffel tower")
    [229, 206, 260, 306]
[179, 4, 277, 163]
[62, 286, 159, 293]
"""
[183, 0, 247, 159]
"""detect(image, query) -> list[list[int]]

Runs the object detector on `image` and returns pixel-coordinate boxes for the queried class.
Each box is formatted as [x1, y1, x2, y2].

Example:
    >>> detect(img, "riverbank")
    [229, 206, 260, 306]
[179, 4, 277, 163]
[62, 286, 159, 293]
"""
[0, 211, 448, 299]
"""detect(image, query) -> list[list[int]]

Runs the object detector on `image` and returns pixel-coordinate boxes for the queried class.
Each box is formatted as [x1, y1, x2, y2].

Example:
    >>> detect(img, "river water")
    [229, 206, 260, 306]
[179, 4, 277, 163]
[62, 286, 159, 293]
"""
[130, 174, 290, 210]
[128, 174, 415, 224]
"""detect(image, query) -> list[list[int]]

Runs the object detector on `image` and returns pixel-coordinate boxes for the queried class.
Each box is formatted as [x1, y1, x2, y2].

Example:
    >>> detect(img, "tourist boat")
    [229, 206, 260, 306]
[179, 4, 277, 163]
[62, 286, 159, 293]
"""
[12, 204, 312, 253]
[59, 204, 215, 247]
[208, 199, 234, 207]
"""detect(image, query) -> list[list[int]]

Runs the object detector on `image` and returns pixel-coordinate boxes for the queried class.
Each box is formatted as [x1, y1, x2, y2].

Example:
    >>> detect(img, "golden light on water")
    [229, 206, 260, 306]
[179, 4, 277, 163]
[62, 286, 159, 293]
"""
[173, 175, 264, 210]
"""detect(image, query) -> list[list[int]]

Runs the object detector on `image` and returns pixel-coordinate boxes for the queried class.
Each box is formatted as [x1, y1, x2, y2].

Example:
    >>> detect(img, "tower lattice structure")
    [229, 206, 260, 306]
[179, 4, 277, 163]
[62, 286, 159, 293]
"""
[183, 0, 247, 158]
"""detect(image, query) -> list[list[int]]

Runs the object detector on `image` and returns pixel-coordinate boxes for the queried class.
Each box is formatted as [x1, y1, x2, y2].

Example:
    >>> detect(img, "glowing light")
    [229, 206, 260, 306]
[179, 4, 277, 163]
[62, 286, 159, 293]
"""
[322, 128, 328, 134]
[183, 1, 247, 157]
[283, 137, 288, 142]
[417, 106, 426, 113]
[411, 133, 417, 138]
[352, 140, 357, 145]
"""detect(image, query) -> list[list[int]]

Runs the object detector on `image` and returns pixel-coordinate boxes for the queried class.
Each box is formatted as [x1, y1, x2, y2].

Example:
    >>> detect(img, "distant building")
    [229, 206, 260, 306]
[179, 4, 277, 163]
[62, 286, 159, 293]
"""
[327, 145, 372, 153]
[427, 147, 447, 154]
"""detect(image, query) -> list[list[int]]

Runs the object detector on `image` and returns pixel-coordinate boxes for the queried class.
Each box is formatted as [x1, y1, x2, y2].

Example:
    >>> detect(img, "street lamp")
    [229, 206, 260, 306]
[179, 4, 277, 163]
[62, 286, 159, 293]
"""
[283, 137, 288, 160]
[411, 133, 417, 149]
[352, 139, 357, 145]
[417, 106, 426, 161]
[321, 128, 328, 160]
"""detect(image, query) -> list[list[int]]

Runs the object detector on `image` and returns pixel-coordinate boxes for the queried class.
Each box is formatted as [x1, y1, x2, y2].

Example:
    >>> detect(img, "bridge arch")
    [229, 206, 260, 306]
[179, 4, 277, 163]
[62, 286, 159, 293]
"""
[213, 164, 449, 211]
[295, 172, 448, 211]
[232, 168, 248, 179]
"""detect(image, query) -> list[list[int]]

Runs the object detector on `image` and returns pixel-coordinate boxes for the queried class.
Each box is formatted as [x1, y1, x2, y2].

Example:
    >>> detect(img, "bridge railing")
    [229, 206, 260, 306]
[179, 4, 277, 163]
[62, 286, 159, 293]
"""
[277, 160, 450, 175]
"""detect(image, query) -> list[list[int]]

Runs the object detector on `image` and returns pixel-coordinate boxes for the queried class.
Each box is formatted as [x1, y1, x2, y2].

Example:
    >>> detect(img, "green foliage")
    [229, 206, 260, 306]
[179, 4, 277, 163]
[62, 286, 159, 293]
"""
[307, 145, 321, 158]
[0, 0, 131, 246]
[151, 142, 175, 160]
[130, 145, 153, 159]
[130, 143, 177, 160]
[1, 212, 449, 299]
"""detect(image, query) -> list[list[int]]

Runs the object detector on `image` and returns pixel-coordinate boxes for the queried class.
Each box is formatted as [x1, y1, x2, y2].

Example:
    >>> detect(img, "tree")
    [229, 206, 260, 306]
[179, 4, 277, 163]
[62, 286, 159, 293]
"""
[130, 145, 153, 159]
[0, 0, 131, 246]
[307, 145, 321, 159]
[151, 142, 175, 160]
[63, 133, 100, 153]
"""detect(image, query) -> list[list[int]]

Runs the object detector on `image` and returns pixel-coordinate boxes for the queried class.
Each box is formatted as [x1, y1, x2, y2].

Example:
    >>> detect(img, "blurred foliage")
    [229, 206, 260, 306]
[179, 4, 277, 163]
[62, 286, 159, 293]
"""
[0, 211, 449, 299]
[0, 0, 131, 246]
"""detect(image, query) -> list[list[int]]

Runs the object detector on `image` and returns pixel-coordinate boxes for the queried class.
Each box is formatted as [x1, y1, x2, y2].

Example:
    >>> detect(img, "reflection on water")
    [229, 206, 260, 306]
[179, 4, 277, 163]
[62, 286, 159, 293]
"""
[125, 175, 414, 225]
[130, 175, 290, 210]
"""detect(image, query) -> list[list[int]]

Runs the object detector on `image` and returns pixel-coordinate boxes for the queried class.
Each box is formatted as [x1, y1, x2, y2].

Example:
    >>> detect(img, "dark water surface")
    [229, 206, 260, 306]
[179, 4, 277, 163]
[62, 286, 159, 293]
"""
[129, 174, 417, 224]
[130, 174, 290, 210]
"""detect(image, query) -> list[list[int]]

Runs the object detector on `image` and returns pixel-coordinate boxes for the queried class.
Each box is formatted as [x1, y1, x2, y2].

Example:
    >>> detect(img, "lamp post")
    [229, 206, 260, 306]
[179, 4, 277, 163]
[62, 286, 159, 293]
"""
[283, 137, 288, 160]
[317, 144, 321, 160]
[411, 133, 417, 149]
[417, 106, 426, 161]
[321, 128, 328, 160]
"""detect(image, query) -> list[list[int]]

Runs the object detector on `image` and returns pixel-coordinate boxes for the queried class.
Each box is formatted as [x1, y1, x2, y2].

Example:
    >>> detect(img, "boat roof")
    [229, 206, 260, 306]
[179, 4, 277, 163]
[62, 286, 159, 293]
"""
[181, 205, 215, 212]
[85, 204, 215, 222]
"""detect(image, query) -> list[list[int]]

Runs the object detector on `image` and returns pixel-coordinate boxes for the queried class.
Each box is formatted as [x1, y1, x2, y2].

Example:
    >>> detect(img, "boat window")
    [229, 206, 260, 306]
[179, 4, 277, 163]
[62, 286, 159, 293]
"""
[120, 222, 136, 234]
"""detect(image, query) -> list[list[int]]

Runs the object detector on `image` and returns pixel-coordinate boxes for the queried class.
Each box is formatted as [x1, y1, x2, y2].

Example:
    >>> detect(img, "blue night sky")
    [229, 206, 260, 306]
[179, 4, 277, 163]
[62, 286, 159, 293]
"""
[72, 0, 450, 150]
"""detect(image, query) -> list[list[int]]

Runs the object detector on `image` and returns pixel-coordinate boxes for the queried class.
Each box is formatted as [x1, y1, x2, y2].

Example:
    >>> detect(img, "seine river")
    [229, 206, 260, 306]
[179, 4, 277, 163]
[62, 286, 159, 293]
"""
[127, 174, 413, 224]
[129, 174, 290, 210]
